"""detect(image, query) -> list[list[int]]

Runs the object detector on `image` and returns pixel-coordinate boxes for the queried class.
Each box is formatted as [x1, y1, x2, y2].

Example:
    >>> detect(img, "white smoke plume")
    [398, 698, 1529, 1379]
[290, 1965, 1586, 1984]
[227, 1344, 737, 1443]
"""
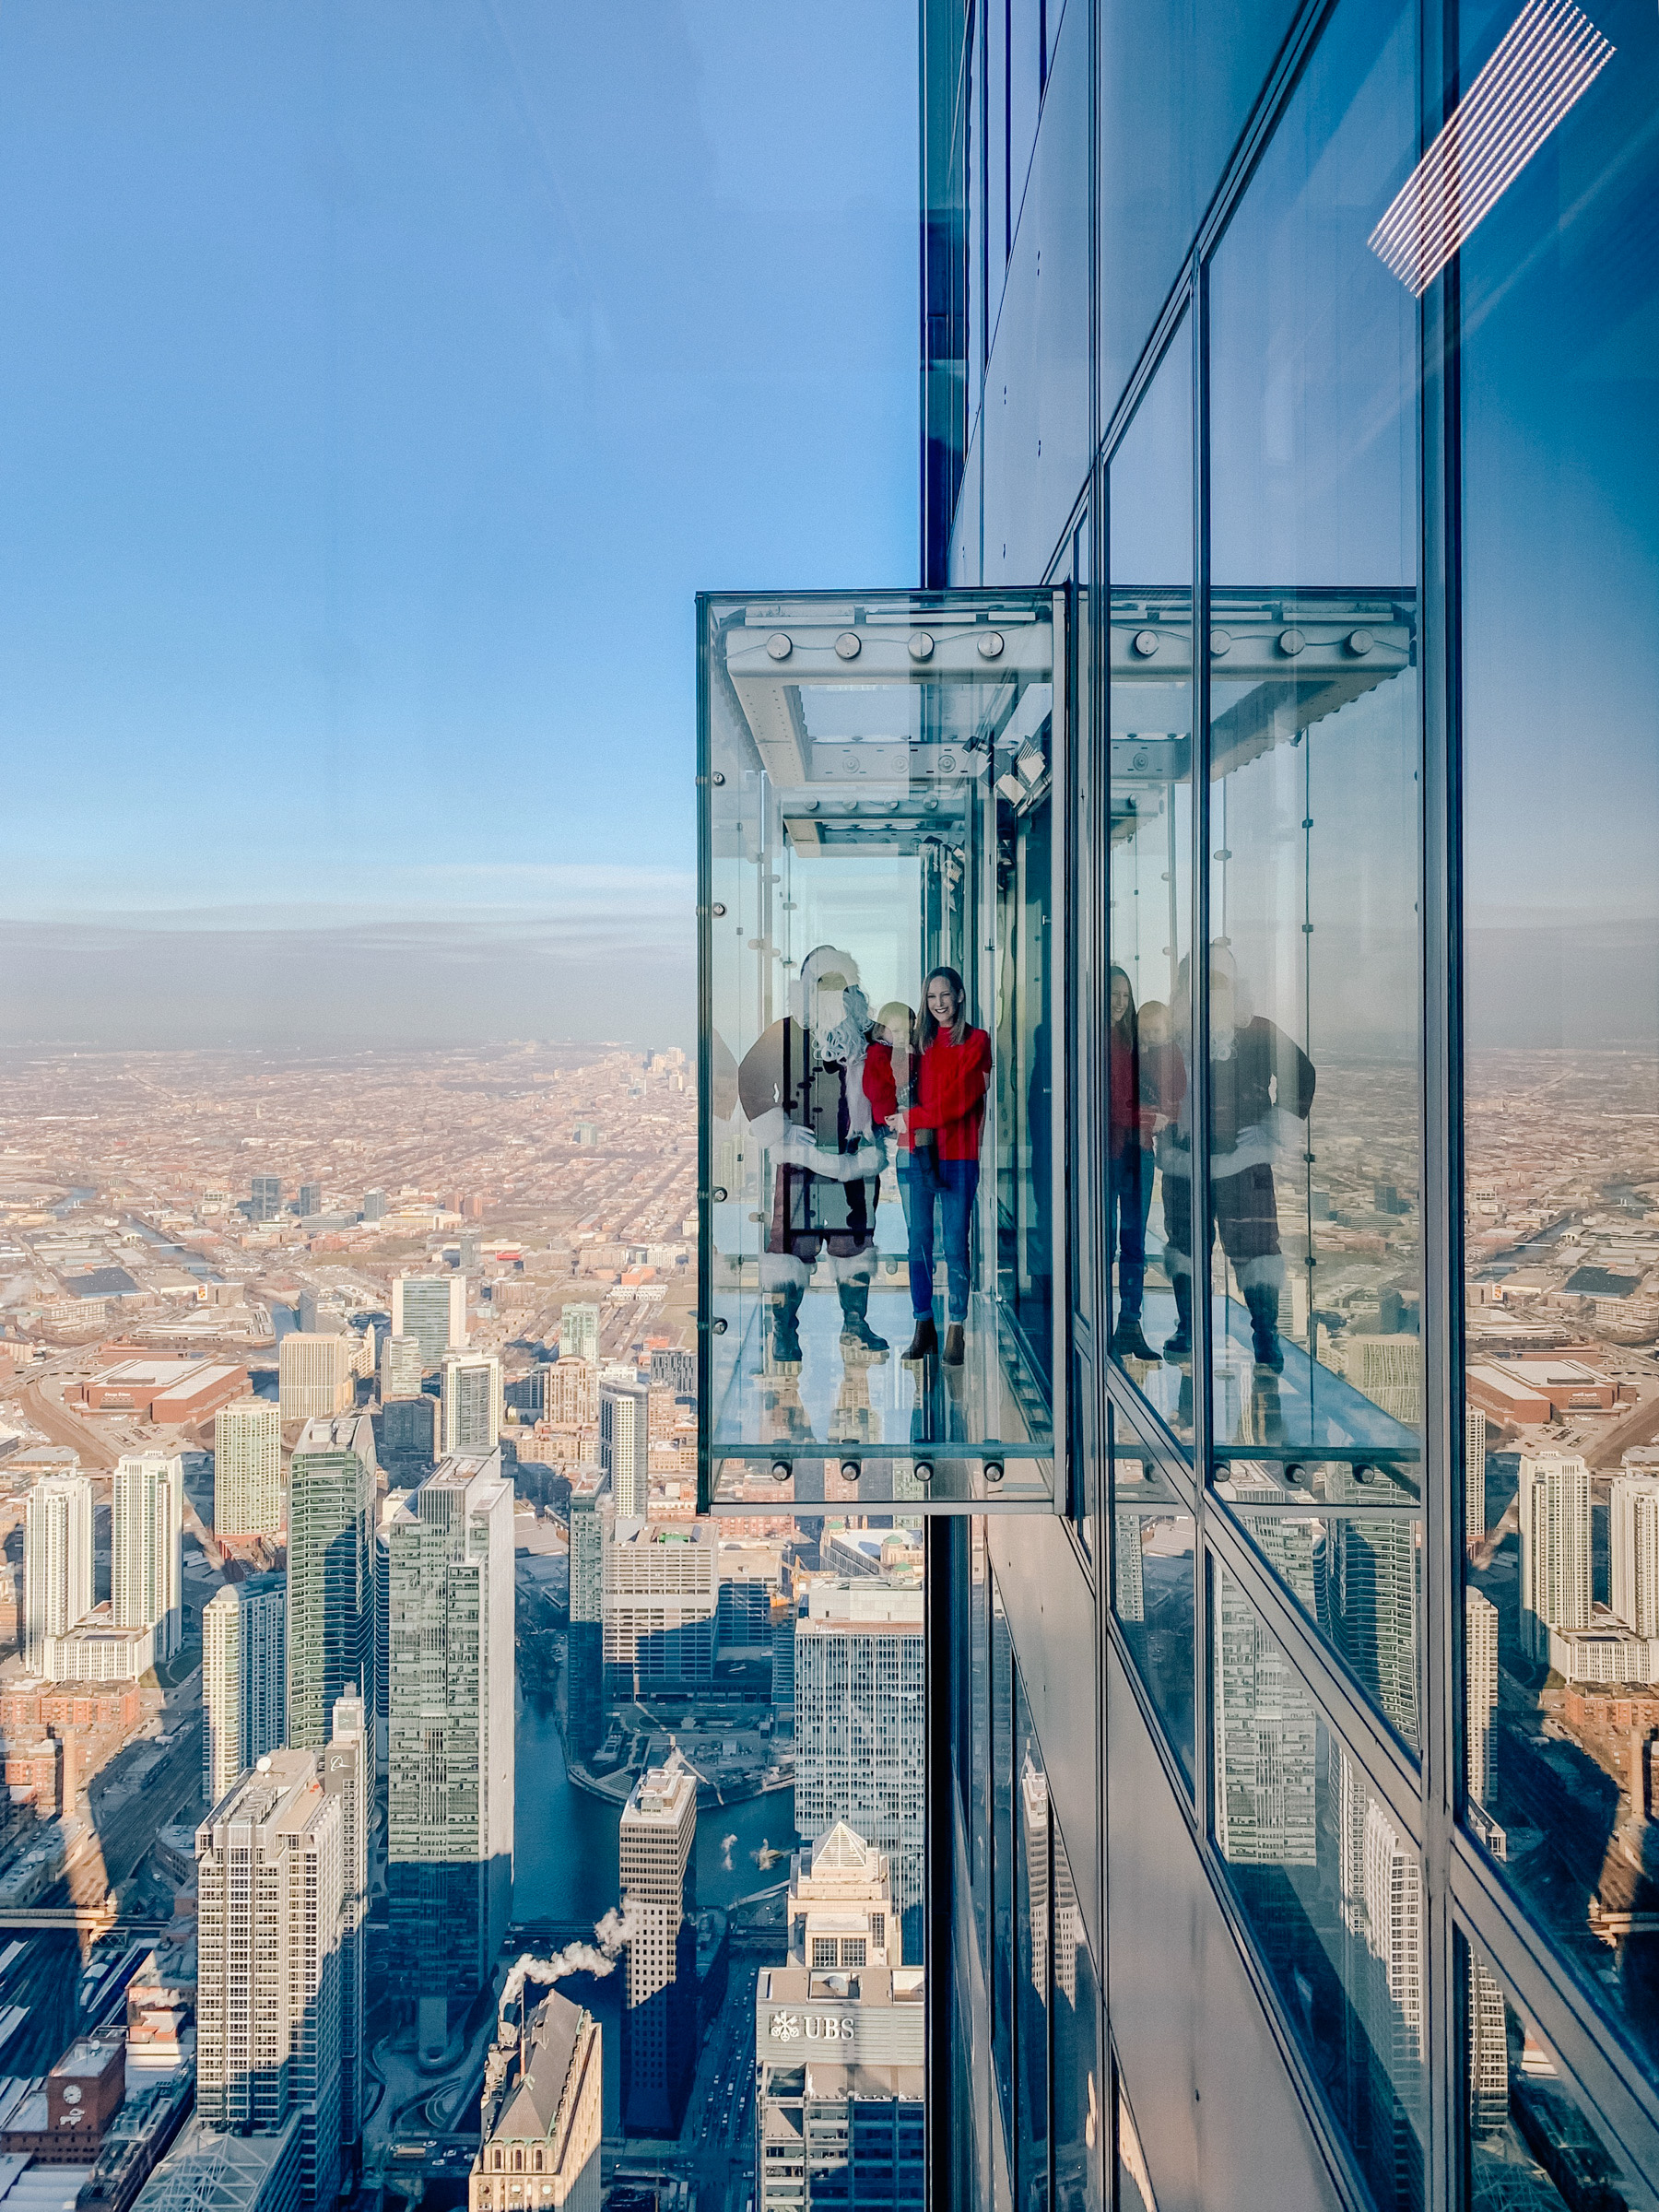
[482, 1900, 649, 2134]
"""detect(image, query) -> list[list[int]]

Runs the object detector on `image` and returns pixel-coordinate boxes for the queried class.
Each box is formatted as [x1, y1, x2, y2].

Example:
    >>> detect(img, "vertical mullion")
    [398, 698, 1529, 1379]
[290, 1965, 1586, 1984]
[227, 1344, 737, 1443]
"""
[1420, 0, 1462, 2200]
[1189, 256, 1215, 1853]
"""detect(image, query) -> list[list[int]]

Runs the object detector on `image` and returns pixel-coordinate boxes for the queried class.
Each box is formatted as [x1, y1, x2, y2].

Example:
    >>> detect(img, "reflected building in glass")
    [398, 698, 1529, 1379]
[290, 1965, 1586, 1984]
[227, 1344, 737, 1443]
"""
[695, 0, 1659, 2199]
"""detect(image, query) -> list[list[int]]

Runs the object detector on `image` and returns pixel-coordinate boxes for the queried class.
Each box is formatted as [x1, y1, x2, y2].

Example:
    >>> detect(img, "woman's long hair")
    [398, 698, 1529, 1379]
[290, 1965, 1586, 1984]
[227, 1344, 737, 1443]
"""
[1109, 963, 1137, 1041]
[919, 965, 969, 1051]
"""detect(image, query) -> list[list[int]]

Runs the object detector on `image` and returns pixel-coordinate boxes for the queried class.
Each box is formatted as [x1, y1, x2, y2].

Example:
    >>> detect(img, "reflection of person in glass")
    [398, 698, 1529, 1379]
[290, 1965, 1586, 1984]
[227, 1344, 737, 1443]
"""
[1107, 967, 1155, 1361]
[738, 945, 888, 1367]
[882, 967, 991, 1368]
[1161, 945, 1315, 1372]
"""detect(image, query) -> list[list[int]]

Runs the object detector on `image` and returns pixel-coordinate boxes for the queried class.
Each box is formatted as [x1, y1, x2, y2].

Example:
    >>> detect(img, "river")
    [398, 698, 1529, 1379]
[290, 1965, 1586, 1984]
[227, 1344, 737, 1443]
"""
[512, 1688, 798, 1926]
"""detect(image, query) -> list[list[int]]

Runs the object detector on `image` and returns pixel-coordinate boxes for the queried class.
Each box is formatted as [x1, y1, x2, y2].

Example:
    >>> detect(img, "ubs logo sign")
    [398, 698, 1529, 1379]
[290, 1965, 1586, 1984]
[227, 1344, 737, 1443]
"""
[769, 2011, 856, 2043]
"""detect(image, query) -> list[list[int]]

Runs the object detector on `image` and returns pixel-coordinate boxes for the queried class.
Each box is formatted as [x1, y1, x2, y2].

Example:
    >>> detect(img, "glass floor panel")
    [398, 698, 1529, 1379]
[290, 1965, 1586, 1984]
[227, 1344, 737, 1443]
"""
[704, 1279, 1054, 1514]
[1113, 1284, 1420, 1477]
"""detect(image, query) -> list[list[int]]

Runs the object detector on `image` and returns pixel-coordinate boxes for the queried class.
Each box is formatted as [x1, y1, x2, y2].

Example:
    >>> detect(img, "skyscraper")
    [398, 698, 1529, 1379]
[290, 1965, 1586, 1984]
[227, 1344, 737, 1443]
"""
[559, 1302, 600, 1365]
[1610, 1473, 1659, 1639]
[619, 1756, 697, 2138]
[214, 1397, 285, 1537]
[1518, 1451, 1592, 1662]
[278, 1334, 356, 1424]
[384, 1452, 515, 2023]
[286, 1414, 375, 1752]
[379, 1333, 422, 1403]
[794, 1582, 925, 1931]
[362, 1189, 386, 1224]
[566, 1474, 608, 1758]
[602, 1520, 717, 1700]
[297, 1182, 323, 1218]
[249, 1175, 283, 1223]
[1465, 1588, 1499, 1812]
[203, 1571, 286, 1804]
[599, 1375, 648, 1520]
[24, 1473, 94, 1671]
[323, 1690, 369, 2171]
[391, 1273, 466, 1371]
[112, 1451, 183, 1664]
[440, 1349, 503, 1456]
[380, 1393, 436, 1478]
[543, 1356, 596, 1428]
[194, 1748, 344, 2206]
[1465, 1407, 1488, 1551]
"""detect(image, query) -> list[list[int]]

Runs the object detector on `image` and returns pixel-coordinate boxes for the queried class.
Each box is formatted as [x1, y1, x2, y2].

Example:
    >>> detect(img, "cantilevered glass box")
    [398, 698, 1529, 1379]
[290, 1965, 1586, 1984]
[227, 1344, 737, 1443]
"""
[698, 590, 1065, 1513]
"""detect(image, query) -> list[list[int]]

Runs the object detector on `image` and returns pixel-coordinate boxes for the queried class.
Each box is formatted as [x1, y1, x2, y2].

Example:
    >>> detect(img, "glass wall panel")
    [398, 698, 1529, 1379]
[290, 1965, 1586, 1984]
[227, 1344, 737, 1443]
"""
[1211, 1560, 1426, 2210]
[1462, 1935, 1658, 2212]
[1204, 0, 1423, 1532]
[993, 1577, 1017, 2167]
[1096, 0, 1300, 423]
[700, 589, 1061, 1512]
[1214, 1457, 1420, 1756]
[1014, 1667, 1051, 2209]
[1457, 0, 1659, 2097]
[1106, 315, 1194, 1446]
[1113, 2065, 1159, 2212]
[1052, 1826, 1102, 2212]
[1110, 1412, 1196, 1787]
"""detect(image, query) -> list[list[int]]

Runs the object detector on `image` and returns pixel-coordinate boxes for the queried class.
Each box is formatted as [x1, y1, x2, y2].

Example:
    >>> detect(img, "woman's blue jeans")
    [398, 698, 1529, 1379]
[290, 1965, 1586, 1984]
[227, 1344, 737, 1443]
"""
[899, 1147, 979, 1322]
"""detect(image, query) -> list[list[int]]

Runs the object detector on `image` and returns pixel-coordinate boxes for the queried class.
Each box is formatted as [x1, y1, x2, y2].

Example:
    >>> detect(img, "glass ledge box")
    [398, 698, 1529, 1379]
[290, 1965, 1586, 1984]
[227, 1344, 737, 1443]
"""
[697, 589, 1065, 1514]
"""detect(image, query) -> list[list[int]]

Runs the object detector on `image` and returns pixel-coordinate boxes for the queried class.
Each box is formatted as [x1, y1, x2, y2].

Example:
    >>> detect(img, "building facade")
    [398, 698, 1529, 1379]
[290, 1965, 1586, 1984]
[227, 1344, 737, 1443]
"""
[794, 1585, 924, 1943]
[598, 1374, 648, 1520]
[214, 1398, 285, 1538]
[194, 1749, 344, 2207]
[618, 1757, 697, 2139]
[916, 0, 1659, 2205]
[277, 1334, 355, 1425]
[391, 1273, 466, 1371]
[383, 1451, 515, 2017]
[112, 1452, 182, 1664]
[203, 1571, 287, 1804]
[285, 1415, 375, 1752]
[440, 1349, 503, 1456]
[23, 1473, 94, 1671]
[565, 1476, 607, 1759]
[469, 1992, 601, 2212]
[601, 1520, 716, 1700]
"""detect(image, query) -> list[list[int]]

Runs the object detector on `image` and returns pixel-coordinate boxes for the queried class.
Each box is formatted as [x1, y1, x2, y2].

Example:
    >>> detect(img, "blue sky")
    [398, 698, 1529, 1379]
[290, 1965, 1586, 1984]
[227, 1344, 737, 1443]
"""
[0, 2, 918, 1048]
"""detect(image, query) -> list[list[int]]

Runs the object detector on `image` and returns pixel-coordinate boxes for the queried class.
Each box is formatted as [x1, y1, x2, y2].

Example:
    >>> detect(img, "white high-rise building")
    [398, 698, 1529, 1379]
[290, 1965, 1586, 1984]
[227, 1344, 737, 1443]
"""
[1465, 1406, 1488, 1550]
[324, 1690, 370, 2164]
[619, 1755, 697, 2138]
[380, 1333, 423, 1404]
[786, 1819, 900, 1970]
[599, 1375, 649, 1519]
[214, 1398, 285, 1537]
[794, 1581, 926, 1924]
[195, 1748, 345, 2206]
[1518, 1451, 1592, 1662]
[1212, 1547, 1317, 1870]
[603, 1520, 717, 1696]
[113, 1451, 183, 1663]
[203, 1571, 287, 1804]
[391, 1274, 467, 1370]
[1610, 1472, 1659, 1638]
[1465, 1587, 1499, 1809]
[384, 1452, 515, 2012]
[440, 1350, 503, 1457]
[279, 1333, 356, 1423]
[24, 1473, 95, 1671]
[560, 1302, 601, 1365]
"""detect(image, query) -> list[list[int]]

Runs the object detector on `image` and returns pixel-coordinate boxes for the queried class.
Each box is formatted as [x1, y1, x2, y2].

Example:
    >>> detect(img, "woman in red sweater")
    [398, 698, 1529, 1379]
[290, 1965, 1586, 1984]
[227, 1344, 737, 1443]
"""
[872, 966, 991, 1366]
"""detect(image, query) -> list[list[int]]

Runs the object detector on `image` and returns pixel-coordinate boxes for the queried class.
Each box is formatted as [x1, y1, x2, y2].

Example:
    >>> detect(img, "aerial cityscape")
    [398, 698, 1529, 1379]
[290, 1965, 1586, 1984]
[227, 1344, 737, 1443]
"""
[0, 1041, 924, 2212]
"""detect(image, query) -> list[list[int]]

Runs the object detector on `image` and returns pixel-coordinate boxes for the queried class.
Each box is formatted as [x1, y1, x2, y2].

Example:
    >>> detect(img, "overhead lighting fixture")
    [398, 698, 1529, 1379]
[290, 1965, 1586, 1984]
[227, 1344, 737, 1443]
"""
[1369, 0, 1614, 296]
